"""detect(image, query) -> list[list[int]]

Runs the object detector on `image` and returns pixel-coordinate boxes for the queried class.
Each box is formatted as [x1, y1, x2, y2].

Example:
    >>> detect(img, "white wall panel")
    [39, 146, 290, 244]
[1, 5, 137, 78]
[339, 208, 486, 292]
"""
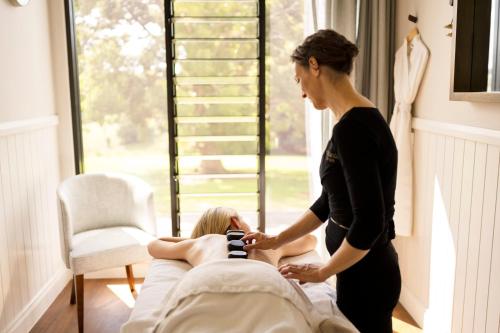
[428, 133, 456, 332]
[443, 137, 455, 213]
[450, 138, 465, 252]
[397, 118, 500, 332]
[0, 140, 14, 331]
[452, 140, 474, 333]
[31, 131, 50, 284]
[16, 135, 36, 299]
[462, 143, 487, 333]
[486, 167, 500, 333]
[475, 146, 500, 332]
[422, 132, 435, 299]
[23, 133, 44, 290]
[0, 116, 70, 333]
[0, 138, 25, 318]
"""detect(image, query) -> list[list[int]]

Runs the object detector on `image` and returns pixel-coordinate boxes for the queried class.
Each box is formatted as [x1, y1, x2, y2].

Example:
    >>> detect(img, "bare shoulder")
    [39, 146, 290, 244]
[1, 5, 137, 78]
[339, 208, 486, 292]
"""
[279, 234, 317, 258]
[195, 234, 226, 242]
[187, 234, 228, 266]
[191, 234, 227, 248]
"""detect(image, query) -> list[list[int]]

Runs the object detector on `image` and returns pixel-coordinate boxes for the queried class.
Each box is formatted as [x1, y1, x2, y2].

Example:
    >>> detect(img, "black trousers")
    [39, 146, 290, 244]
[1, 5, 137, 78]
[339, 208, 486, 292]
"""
[325, 224, 401, 333]
[336, 243, 401, 333]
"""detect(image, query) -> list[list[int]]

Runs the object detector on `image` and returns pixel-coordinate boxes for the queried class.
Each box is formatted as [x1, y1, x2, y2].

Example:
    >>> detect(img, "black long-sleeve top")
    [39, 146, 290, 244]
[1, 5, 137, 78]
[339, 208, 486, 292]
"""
[310, 107, 397, 252]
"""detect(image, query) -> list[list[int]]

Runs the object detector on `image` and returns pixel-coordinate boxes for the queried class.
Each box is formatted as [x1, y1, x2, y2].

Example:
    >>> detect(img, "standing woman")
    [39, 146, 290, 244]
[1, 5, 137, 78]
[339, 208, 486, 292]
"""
[242, 29, 401, 333]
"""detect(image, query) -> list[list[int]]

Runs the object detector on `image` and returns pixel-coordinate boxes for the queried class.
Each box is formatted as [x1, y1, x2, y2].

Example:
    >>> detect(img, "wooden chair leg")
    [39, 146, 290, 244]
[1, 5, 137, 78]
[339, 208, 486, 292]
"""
[70, 276, 76, 305]
[75, 274, 84, 333]
[125, 264, 135, 293]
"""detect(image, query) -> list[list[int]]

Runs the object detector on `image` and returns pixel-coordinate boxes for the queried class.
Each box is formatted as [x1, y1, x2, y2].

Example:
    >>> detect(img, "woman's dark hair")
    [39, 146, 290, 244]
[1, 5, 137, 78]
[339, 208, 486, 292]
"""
[291, 29, 359, 75]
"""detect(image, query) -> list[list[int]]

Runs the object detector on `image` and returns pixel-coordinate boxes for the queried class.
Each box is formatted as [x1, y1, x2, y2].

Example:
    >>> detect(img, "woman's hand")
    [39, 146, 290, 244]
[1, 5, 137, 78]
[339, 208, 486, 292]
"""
[278, 263, 327, 283]
[241, 232, 280, 250]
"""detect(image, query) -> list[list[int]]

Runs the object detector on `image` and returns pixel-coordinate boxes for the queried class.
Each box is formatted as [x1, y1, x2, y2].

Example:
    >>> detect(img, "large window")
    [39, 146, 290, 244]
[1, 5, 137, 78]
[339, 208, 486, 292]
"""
[165, 0, 265, 236]
[68, 0, 311, 235]
[72, 1, 172, 234]
[266, 0, 311, 233]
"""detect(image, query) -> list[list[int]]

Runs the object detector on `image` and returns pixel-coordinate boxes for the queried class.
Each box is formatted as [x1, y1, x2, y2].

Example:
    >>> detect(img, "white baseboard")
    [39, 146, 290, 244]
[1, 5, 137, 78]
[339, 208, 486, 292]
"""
[399, 284, 426, 328]
[5, 266, 72, 333]
[85, 261, 151, 279]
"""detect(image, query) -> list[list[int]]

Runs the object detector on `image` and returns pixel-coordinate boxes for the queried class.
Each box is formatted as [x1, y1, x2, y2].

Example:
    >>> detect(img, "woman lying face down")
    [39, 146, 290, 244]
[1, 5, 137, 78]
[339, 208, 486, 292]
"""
[147, 207, 317, 267]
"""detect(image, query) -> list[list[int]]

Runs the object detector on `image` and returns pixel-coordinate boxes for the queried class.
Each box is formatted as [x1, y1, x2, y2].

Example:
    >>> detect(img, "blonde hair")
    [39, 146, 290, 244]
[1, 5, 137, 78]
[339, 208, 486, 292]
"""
[190, 207, 239, 238]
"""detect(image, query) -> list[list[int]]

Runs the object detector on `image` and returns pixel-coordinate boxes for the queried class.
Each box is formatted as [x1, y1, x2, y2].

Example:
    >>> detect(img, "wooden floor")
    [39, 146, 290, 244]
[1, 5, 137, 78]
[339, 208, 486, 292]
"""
[31, 278, 421, 333]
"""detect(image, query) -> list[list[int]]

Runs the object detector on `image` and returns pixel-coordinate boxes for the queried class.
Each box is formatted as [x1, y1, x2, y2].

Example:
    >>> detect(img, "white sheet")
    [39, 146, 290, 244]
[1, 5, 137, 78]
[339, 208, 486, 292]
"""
[122, 259, 191, 332]
[121, 251, 358, 333]
[155, 259, 323, 332]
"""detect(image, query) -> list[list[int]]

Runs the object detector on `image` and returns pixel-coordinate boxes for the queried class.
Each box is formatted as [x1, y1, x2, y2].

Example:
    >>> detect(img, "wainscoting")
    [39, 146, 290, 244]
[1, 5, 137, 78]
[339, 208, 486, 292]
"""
[0, 116, 71, 333]
[395, 118, 500, 332]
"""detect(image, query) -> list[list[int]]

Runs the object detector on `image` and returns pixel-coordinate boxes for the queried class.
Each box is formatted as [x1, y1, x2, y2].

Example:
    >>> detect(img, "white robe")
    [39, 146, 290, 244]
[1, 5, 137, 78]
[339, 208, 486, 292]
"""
[390, 34, 429, 236]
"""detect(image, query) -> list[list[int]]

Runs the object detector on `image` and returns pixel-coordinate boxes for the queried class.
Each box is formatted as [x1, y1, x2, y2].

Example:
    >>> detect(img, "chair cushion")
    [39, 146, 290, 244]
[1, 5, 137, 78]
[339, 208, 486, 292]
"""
[70, 226, 155, 275]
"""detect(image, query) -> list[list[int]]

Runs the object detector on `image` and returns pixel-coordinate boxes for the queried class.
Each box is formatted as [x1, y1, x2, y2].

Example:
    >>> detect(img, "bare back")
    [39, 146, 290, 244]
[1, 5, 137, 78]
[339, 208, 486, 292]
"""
[187, 234, 282, 267]
[148, 233, 317, 267]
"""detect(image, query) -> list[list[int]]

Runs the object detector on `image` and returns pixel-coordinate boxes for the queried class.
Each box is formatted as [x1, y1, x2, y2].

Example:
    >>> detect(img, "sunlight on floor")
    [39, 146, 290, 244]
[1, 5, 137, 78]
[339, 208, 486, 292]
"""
[107, 284, 143, 308]
[392, 317, 422, 333]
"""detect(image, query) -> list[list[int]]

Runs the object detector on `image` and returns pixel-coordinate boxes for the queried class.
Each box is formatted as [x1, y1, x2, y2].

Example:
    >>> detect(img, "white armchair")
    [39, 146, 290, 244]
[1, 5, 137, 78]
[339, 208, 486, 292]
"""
[57, 173, 157, 333]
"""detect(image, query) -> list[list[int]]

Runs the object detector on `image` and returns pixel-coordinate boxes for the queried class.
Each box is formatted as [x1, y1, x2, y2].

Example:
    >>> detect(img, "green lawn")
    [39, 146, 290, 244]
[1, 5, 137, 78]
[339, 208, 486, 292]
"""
[85, 149, 312, 217]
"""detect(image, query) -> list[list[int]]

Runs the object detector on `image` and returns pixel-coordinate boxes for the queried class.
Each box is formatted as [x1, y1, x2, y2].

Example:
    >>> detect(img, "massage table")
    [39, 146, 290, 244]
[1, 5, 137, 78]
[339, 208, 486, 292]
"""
[121, 251, 358, 333]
